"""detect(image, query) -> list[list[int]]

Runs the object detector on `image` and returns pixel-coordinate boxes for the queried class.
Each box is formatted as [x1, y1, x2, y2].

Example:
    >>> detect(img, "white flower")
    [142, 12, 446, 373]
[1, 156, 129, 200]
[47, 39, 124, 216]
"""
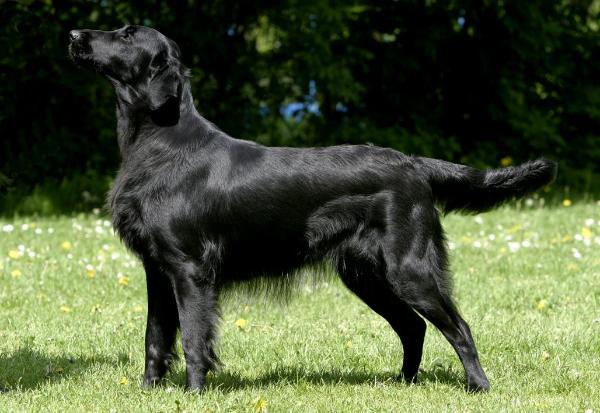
[508, 242, 520, 252]
[473, 241, 482, 248]
[474, 216, 483, 225]
[488, 234, 496, 241]
[525, 198, 534, 207]
[48, 228, 54, 234]
[92, 208, 101, 215]
[575, 234, 583, 241]
[521, 240, 531, 248]
[111, 252, 120, 260]
[585, 218, 594, 227]
[572, 248, 582, 259]
[34, 228, 42, 235]
[95, 226, 104, 234]
[448, 242, 456, 250]
[21, 224, 29, 231]
[18, 244, 25, 252]
[2, 224, 14, 232]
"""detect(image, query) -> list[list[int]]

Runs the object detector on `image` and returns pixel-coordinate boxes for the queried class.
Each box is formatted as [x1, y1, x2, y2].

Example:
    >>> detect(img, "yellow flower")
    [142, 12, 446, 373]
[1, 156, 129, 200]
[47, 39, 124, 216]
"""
[536, 299, 548, 311]
[119, 376, 129, 385]
[61, 241, 72, 251]
[541, 351, 550, 360]
[86, 264, 95, 278]
[91, 304, 101, 313]
[8, 250, 20, 259]
[346, 340, 353, 348]
[11, 269, 22, 278]
[253, 397, 268, 413]
[118, 275, 129, 286]
[60, 305, 72, 313]
[582, 227, 593, 239]
[133, 305, 144, 313]
[500, 156, 513, 167]
[234, 318, 248, 329]
[562, 199, 572, 207]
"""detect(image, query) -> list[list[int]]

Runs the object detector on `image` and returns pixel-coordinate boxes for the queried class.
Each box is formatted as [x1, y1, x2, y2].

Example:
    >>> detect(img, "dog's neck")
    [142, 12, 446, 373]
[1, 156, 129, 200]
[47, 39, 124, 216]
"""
[113, 80, 208, 157]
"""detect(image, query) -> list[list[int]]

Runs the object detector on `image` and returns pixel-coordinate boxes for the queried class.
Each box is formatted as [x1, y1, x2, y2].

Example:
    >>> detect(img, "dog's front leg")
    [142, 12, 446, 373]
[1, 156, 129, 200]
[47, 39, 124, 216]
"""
[142, 259, 179, 387]
[169, 261, 219, 391]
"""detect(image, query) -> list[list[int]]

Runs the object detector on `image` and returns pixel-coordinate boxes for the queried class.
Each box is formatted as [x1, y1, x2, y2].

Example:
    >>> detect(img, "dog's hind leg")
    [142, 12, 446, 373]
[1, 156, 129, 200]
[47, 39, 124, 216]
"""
[404, 282, 490, 392]
[338, 268, 426, 383]
[388, 213, 490, 391]
[142, 259, 179, 387]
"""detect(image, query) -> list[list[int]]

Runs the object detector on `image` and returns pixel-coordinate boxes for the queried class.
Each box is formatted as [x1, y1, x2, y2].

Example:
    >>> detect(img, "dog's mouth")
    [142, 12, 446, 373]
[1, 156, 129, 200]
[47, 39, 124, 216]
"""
[68, 41, 102, 71]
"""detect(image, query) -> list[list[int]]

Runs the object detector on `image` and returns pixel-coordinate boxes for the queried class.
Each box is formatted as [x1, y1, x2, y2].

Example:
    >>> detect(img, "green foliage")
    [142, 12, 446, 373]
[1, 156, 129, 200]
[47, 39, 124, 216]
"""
[0, 1, 598, 213]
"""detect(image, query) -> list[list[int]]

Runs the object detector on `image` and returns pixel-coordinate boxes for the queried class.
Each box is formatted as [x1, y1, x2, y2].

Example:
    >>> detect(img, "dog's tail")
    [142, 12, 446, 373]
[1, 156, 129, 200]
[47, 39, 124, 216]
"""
[415, 157, 557, 214]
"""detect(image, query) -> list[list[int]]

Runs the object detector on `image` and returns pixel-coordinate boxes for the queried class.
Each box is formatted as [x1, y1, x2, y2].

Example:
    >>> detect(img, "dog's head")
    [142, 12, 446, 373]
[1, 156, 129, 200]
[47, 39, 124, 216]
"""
[69, 25, 185, 125]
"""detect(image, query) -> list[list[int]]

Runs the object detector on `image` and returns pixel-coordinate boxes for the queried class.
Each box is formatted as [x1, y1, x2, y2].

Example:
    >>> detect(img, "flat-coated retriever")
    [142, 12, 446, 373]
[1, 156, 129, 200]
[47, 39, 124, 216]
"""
[68, 25, 557, 392]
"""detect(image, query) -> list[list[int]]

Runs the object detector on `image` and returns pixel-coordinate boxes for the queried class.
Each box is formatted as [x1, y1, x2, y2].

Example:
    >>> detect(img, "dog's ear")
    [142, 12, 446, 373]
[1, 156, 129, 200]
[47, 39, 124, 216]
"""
[146, 50, 182, 125]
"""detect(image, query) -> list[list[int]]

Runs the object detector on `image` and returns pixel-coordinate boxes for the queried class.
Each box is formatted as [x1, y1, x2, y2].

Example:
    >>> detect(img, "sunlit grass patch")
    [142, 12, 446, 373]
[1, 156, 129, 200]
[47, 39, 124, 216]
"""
[0, 202, 599, 412]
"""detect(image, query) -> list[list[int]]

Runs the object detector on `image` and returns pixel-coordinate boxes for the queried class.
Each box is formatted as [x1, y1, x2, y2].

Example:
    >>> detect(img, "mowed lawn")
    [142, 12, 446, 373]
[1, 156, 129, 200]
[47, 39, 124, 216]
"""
[0, 202, 599, 412]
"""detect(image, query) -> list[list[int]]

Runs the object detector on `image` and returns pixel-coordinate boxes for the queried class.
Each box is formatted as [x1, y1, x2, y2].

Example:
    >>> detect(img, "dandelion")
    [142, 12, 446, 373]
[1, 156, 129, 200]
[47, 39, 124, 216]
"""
[562, 199, 572, 207]
[581, 227, 593, 239]
[133, 305, 144, 313]
[536, 299, 548, 310]
[11, 269, 22, 278]
[60, 305, 72, 313]
[500, 156, 513, 167]
[8, 250, 20, 259]
[117, 273, 129, 286]
[91, 304, 101, 313]
[61, 241, 72, 251]
[253, 397, 268, 413]
[86, 264, 96, 278]
[234, 318, 248, 329]
[346, 340, 353, 348]
[119, 376, 129, 385]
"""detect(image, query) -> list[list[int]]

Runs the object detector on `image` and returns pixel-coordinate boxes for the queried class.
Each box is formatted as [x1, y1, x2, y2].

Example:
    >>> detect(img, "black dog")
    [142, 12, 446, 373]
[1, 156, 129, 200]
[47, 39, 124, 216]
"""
[69, 26, 556, 392]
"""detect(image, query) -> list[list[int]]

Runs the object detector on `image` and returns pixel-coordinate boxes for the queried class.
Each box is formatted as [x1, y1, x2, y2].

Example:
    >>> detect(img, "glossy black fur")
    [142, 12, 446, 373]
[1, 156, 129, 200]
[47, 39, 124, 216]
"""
[69, 26, 557, 392]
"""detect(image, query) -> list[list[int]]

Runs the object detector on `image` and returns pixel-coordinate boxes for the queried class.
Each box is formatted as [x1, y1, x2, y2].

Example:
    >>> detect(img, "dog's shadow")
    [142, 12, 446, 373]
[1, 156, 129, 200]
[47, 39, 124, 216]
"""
[0, 347, 129, 392]
[170, 363, 465, 392]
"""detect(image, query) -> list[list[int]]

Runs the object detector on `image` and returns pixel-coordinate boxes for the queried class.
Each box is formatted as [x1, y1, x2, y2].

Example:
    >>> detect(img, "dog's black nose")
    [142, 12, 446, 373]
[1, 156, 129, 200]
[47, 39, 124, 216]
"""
[69, 30, 83, 41]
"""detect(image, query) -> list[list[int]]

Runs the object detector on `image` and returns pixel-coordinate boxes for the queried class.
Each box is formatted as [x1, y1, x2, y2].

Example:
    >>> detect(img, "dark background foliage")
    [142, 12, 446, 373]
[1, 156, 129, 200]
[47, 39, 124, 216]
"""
[1, 0, 598, 213]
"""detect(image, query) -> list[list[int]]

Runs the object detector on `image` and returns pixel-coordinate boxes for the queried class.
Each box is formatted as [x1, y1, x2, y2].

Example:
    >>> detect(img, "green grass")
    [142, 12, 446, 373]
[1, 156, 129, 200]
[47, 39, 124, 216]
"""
[1, 201, 599, 412]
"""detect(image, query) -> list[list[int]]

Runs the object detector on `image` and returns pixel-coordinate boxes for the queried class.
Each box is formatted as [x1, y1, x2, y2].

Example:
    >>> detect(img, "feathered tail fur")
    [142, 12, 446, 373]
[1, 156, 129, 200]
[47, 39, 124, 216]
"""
[416, 157, 558, 214]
